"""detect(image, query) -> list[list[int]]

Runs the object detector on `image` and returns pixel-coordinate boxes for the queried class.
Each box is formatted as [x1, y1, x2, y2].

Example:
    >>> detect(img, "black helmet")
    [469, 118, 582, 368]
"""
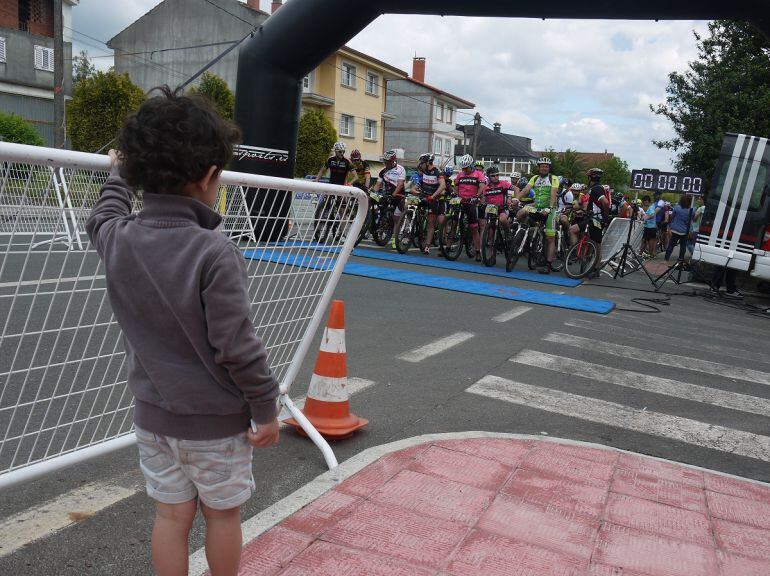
[586, 168, 603, 181]
[485, 165, 500, 177]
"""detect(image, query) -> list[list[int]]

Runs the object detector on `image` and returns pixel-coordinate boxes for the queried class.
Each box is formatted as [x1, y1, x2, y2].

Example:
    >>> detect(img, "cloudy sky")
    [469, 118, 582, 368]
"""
[71, 0, 709, 170]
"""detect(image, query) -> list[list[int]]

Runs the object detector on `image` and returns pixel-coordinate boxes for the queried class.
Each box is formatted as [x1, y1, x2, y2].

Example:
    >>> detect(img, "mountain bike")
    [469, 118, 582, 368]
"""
[481, 204, 512, 267]
[565, 221, 600, 279]
[355, 189, 382, 247]
[372, 194, 398, 246]
[394, 194, 429, 254]
[439, 197, 477, 260]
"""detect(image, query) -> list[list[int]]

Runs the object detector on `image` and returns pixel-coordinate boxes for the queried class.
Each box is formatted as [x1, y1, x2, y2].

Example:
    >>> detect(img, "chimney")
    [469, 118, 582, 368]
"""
[493, 123, 501, 133]
[271, 0, 282, 13]
[245, 0, 261, 10]
[412, 57, 426, 83]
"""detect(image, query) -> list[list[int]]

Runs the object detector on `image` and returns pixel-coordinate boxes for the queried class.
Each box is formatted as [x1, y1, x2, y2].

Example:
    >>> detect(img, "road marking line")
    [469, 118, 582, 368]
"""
[278, 377, 375, 425]
[607, 309, 769, 341]
[492, 306, 532, 323]
[544, 332, 770, 387]
[511, 350, 770, 418]
[466, 375, 770, 461]
[0, 275, 105, 289]
[564, 318, 770, 365]
[397, 332, 474, 363]
[0, 481, 136, 557]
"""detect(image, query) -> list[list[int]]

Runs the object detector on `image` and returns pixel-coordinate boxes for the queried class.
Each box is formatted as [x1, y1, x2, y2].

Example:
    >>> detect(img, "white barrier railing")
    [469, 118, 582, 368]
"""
[0, 142, 367, 488]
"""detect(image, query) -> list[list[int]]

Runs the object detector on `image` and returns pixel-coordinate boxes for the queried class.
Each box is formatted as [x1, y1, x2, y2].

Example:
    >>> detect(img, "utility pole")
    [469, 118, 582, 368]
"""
[53, 0, 65, 148]
[471, 112, 481, 160]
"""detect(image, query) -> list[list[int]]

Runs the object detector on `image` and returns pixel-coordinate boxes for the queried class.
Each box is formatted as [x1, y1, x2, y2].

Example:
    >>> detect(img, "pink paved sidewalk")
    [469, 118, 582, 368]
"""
[232, 438, 770, 576]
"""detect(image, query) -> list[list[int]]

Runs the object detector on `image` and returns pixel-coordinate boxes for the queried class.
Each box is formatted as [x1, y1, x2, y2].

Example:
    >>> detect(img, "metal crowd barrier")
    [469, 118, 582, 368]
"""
[0, 142, 367, 488]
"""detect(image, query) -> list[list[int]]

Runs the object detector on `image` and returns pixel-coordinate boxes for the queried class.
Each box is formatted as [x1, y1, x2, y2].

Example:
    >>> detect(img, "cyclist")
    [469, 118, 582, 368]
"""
[348, 149, 371, 191]
[454, 154, 486, 260]
[556, 178, 575, 235]
[315, 141, 352, 185]
[416, 153, 446, 254]
[483, 165, 515, 235]
[569, 168, 610, 278]
[516, 157, 560, 273]
[372, 150, 406, 248]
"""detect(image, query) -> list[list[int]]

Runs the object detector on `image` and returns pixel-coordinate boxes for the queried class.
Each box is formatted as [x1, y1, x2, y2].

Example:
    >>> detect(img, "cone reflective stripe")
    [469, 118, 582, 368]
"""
[283, 300, 367, 439]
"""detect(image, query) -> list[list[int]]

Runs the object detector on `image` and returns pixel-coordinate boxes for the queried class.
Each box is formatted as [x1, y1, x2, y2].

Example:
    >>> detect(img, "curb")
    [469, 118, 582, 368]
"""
[188, 431, 770, 575]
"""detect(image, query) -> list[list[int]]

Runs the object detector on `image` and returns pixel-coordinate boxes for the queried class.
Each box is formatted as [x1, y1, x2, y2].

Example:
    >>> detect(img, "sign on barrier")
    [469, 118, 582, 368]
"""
[0, 142, 367, 488]
[600, 217, 644, 263]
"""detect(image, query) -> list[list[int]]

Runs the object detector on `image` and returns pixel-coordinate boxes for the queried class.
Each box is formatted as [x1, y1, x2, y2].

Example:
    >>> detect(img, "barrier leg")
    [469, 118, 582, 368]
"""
[280, 395, 338, 470]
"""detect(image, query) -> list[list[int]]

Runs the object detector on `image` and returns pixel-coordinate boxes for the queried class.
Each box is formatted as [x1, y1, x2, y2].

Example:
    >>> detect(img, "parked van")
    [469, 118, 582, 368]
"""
[694, 133, 770, 280]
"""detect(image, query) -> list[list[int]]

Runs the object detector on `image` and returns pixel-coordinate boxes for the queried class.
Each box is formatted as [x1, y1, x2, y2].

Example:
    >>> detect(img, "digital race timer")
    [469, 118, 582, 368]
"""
[630, 169, 705, 194]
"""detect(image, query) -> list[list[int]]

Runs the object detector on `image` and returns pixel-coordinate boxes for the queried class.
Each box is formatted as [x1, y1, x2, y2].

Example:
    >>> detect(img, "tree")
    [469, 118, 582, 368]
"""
[72, 49, 96, 85]
[651, 20, 770, 179]
[295, 108, 337, 178]
[0, 111, 45, 146]
[551, 149, 586, 183]
[67, 71, 145, 153]
[598, 156, 631, 192]
[188, 72, 234, 120]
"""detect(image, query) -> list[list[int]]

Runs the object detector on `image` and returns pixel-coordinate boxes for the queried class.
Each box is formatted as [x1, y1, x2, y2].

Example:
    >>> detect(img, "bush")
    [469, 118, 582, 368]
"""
[67, 71, 145, 153]
[295, 108, 337, 178]
[188, 72, 234, 120]
[0, 111, 45, 146]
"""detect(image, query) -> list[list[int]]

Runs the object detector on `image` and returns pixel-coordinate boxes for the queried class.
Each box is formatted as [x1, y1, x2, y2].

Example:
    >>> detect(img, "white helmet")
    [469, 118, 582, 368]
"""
[511, 171, 521, 179]
[382, 149, 398, 162]
[537, 157, 552, 166]
[333, 141, 346, 153]
[458, 154, 474, 169]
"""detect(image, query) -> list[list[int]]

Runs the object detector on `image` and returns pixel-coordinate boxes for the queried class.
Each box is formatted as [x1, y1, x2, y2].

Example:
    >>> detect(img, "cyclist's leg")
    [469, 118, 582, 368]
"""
[465, 203, 481, 256]
[545, 210, 557, 265]
[424, 199, 440, 252]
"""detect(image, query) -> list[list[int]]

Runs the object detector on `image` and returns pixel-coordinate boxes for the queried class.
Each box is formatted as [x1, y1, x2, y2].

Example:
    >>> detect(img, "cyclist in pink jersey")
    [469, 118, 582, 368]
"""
[454, 154, 486, 259]
[483, 166, 515, 234]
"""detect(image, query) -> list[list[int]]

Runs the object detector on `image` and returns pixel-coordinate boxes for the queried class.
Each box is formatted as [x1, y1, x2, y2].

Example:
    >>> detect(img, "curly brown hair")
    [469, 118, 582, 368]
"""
[117, 86, 240, 195]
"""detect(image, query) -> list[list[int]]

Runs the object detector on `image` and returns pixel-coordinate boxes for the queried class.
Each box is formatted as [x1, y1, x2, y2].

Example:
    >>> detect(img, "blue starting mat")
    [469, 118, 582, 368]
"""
[350, 248, 581, 288]
[244, 249, 614, 314]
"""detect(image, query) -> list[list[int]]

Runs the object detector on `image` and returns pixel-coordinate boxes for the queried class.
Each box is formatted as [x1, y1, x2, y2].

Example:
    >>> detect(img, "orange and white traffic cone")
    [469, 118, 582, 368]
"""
[283, 300, 368, 440]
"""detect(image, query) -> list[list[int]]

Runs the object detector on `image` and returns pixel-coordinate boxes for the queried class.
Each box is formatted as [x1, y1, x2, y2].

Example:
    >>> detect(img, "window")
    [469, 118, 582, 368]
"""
[433, 137, 443, 156]
[435, 102, 444, 121]
[364, 119, 377, 141]
[302, 72, 313, 93]
[0, 37, 6, 63]
[339, 114, 354, 137]
[366, 72, 379, 96]
[34, 45, 54, 72]
[341, 62, 356, 88]
[445, 106, 453, 125]
[445, 139, 452, 157]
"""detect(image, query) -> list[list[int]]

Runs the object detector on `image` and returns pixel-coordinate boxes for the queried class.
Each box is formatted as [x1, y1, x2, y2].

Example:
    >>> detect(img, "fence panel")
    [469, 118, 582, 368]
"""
[0, 142, 366, 488]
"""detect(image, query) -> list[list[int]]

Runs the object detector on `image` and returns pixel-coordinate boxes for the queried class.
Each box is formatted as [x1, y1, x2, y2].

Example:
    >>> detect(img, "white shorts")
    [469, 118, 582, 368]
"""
[135, 426, 254, 510]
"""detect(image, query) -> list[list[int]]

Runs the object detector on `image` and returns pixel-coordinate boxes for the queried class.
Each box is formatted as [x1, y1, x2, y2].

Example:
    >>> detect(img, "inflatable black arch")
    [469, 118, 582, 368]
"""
[230, 0, 767, 237]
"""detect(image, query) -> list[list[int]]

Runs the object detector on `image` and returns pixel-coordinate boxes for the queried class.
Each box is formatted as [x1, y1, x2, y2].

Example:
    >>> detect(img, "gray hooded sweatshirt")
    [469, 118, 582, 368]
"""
[86, 171, 279, 440]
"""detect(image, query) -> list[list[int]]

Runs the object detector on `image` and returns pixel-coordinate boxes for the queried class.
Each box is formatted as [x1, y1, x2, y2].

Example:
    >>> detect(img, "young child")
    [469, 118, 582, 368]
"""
[86, 87, 280, 576]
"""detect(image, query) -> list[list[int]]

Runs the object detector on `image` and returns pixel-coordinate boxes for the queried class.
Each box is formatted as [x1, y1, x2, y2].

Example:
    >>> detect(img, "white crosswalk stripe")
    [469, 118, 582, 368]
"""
[544, 332, 770, 386]
[467, 315, 770, 464]
[467, 375, 770, 461]
[397, 332, 475, 363]
[511, 350, 770, 417]
[563, 318, 770, 366]
[492, 306, 532, 323]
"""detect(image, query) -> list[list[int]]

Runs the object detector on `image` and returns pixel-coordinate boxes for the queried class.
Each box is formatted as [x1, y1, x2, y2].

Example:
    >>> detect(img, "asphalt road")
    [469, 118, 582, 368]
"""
[1, 242, 769, 575]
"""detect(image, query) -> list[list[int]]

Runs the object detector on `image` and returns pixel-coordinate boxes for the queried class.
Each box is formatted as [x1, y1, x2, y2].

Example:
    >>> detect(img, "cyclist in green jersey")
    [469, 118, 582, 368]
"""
[515, 157, 560, 273]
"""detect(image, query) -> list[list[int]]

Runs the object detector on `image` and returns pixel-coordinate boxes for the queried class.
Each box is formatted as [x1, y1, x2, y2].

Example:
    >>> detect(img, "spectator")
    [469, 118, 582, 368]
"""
[641, 196, 658, 256]
[86, 87, 280, 576]
[665, 195, 693, 262]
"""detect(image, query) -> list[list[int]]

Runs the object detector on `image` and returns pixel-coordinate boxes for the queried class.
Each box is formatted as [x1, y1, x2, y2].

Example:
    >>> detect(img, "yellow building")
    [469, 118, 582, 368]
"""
[301, 46, 408, 166]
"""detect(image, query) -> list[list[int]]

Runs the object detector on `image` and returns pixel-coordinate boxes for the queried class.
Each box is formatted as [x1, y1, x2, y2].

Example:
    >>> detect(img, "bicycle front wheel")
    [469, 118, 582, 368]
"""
[439, 215, 462, 261]
[396, 211, 414, 254]
[565, 238, 599, 279]
[482, 222, 497, 267]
